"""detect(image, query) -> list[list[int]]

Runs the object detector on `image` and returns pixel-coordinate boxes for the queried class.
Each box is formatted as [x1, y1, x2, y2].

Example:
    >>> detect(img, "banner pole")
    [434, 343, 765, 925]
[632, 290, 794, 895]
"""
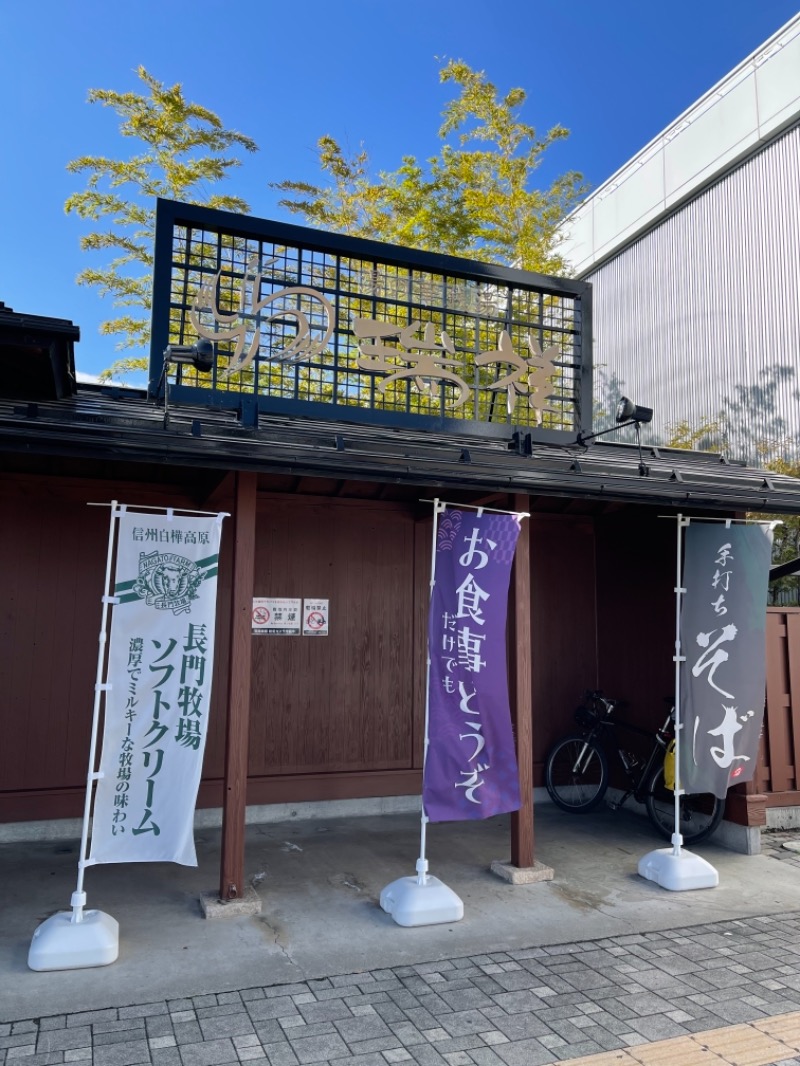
[638, 513, 718, 891]
[416, 497, 446, 886]
[72, 500, 121, 921]
[28, 503, 121, 969]
[672, 514, 689, 858]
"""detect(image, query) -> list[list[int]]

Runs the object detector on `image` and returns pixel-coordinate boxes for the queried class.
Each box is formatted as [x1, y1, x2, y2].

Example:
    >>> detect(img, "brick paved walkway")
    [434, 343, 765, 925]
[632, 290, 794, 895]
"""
[5, 911, 800, 1066]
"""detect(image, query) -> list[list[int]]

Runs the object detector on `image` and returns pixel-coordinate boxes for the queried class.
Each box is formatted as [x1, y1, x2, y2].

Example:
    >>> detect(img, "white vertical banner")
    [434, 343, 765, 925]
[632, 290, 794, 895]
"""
[89, 510, 225, 866]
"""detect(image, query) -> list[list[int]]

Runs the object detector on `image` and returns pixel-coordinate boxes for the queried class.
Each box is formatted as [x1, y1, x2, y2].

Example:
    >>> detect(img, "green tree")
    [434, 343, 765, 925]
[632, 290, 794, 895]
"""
[274, 59, 587, 274]
[65, 66, 258, 375]
[664, 416, 724, 452]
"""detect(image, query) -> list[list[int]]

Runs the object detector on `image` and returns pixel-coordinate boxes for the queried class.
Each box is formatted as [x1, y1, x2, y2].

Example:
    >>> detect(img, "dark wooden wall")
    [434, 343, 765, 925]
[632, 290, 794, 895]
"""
[2, 469, 686, 824]
[594, 509, 676, 736]
[529, 515, 599, 785]
[235, 494, 426, 804]
[0, 473, 234, 822]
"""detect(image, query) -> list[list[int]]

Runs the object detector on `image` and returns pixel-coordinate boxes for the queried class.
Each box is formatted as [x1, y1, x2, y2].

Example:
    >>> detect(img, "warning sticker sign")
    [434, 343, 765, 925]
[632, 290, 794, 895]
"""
[252, 597, 302, 635]
[303, 599, 329, 636]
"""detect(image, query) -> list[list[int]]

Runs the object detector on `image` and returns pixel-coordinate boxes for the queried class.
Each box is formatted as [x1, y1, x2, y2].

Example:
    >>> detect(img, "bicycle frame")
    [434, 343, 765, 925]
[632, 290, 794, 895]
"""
[572, 694, 672, 809]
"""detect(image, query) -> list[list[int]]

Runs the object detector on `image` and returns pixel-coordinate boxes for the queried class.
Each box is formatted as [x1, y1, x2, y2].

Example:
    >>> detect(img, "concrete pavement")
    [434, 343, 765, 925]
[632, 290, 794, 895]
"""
[3, 805, 800, 1064]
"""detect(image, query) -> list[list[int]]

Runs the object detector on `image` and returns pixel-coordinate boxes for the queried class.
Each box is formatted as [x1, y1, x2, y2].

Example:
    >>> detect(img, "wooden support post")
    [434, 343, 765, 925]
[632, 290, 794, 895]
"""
[219, 471, 257, 901]
[511, 493, 534, 869]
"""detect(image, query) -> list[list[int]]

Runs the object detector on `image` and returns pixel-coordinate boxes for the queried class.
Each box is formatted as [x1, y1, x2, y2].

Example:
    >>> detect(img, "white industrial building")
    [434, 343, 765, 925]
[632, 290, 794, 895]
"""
[560, 14, 800, 464]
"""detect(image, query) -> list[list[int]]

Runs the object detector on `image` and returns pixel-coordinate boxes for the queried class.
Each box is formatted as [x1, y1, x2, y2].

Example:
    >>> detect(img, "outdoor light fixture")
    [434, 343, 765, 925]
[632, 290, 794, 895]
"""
[576, 395, 654, 476]
[615, 397, 653, 425]
[161, 339, 215, 428]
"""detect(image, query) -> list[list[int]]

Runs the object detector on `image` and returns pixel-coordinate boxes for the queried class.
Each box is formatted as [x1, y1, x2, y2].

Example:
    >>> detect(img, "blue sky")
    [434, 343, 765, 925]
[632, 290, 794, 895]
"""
[2, 0, 798, 377]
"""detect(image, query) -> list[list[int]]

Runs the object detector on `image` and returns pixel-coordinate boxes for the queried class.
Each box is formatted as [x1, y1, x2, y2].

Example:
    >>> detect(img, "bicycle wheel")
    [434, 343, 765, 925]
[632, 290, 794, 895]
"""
[645, 765, 725, 844]
[545, 735, 609, 813]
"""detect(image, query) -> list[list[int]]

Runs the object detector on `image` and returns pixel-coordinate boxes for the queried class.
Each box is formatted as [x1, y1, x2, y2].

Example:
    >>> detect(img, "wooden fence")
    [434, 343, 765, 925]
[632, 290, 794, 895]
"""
[729, 608, 800, 825]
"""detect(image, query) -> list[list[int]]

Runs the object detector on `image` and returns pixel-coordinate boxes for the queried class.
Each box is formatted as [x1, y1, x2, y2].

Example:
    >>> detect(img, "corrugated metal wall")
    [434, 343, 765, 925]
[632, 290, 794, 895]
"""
[586, 125, 800, 463]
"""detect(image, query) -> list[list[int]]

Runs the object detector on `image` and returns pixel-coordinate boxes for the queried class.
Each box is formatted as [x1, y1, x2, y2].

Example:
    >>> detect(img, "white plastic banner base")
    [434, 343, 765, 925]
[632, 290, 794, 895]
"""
[28, 910, 119, 971]
[638, 847, 719, 891]
[380, 875, 464, 927]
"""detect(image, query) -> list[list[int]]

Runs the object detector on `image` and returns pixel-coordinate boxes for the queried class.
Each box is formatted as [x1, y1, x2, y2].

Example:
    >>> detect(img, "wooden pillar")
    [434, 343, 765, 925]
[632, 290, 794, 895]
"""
[510, 493, 534, 868]
[219, 471, 258, 900]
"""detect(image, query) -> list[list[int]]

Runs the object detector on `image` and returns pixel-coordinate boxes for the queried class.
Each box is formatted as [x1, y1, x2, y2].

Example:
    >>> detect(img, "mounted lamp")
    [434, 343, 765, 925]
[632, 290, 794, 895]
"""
[161, 340, 215, 428]
[576, 395, 654, 476]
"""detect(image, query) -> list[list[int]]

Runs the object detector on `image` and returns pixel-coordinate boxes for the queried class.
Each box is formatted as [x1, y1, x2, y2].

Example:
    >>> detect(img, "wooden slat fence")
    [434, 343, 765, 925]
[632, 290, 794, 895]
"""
[758, 608, 800, 805]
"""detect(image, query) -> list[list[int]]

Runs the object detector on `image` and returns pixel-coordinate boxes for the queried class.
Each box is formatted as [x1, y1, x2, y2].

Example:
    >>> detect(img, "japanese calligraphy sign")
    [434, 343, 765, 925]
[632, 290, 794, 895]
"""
[679, 523, 773, 800]
[90, 511, 225, 866]
[423, 509, 522, 822]
[152, 201, 590, 441]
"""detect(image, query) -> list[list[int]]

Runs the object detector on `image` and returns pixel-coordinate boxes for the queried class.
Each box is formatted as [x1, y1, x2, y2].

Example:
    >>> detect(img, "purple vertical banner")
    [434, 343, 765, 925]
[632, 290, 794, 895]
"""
[423, 508, 522, 822]
[679, 523, 773, 799]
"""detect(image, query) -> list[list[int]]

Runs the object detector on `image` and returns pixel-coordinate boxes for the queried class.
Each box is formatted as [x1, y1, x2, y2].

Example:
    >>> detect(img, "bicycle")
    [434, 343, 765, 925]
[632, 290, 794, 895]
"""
[544, 691, 725, 845]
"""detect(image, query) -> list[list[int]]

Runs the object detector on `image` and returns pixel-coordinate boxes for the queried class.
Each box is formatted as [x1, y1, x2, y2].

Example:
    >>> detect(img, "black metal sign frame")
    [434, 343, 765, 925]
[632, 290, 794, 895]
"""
[150, 199, 592, 443]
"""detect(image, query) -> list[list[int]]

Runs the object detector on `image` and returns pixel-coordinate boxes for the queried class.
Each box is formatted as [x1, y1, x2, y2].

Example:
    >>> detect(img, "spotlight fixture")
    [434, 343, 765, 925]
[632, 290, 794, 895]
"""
[616, 397, 653, 425]
[161, 340, 215, 428]
[576, 395, 653, 476]
[163, 339, 215, 373]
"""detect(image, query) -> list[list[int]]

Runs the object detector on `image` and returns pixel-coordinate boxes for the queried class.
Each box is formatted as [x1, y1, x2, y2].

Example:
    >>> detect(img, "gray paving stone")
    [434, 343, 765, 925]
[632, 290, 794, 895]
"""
[94, 1021, 145, 1036]
[35, 1030, 92, 1054]
[488, 971, 541, 994]
[251, 1024, 284, 1047]
[173, 1023, 204, 1046]
[261, 1043, 298, 1066]
[402, 1009, 440, 1031]
[437, 989, 494, 1013]
[7, 1053, 63, 1066]
[436, 1012, 494, 1040]
[0, 1039, 38, 1053]
[493, 1037, 552, 1066]
[177, 1038, 238, 1066]
[330, 974, 370, 989]
[240, 991, 265, 1004]
[342, 992, 390, 1007]
[345, 1035, 404, 1056]
[246, 1001, 299, 1023]
[93, 1040, 151, 1066]
[331, 1016, 392, 1044]
[401, 1046, 447, 1066]
[152, 1050, 183, 1066]
[35, 1024, 63, 1035]
[146, 1017, 176, 1039]
[372, 1003, 411, 1025]
[415, 994, 451, 1017]
[198, 1016, 255, 1041]
[119, 1004, 170, 1020]
[387, 991, 421, 1010]
[196, 1008, 247, 1022]
[468, 1049, 508, 1066]
[295, 1002, 351, 1025]
[479, 1015, 551, 1043]
[490, 991, 547, 1015]
[263, 987, 307, 1001]
[284, 1032, 350, 1063]
[626, 1014, 690, 1041]
[387, 1022, 426, 1047]
[94, 1030, 150, 1048]
[703, 999, 770, 1024]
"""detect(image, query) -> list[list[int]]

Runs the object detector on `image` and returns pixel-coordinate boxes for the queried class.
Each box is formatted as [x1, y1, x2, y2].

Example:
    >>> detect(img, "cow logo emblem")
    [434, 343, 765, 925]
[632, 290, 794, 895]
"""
[133, 552, 203, 615]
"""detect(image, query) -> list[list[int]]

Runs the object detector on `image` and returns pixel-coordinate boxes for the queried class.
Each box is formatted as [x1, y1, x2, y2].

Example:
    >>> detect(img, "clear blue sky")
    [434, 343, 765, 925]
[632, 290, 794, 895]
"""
[2, 0, 798, 377]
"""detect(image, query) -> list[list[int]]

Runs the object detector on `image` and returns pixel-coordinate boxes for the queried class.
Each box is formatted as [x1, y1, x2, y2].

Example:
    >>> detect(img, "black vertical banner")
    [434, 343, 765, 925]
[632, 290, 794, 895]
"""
[679, 523, 773, 800]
